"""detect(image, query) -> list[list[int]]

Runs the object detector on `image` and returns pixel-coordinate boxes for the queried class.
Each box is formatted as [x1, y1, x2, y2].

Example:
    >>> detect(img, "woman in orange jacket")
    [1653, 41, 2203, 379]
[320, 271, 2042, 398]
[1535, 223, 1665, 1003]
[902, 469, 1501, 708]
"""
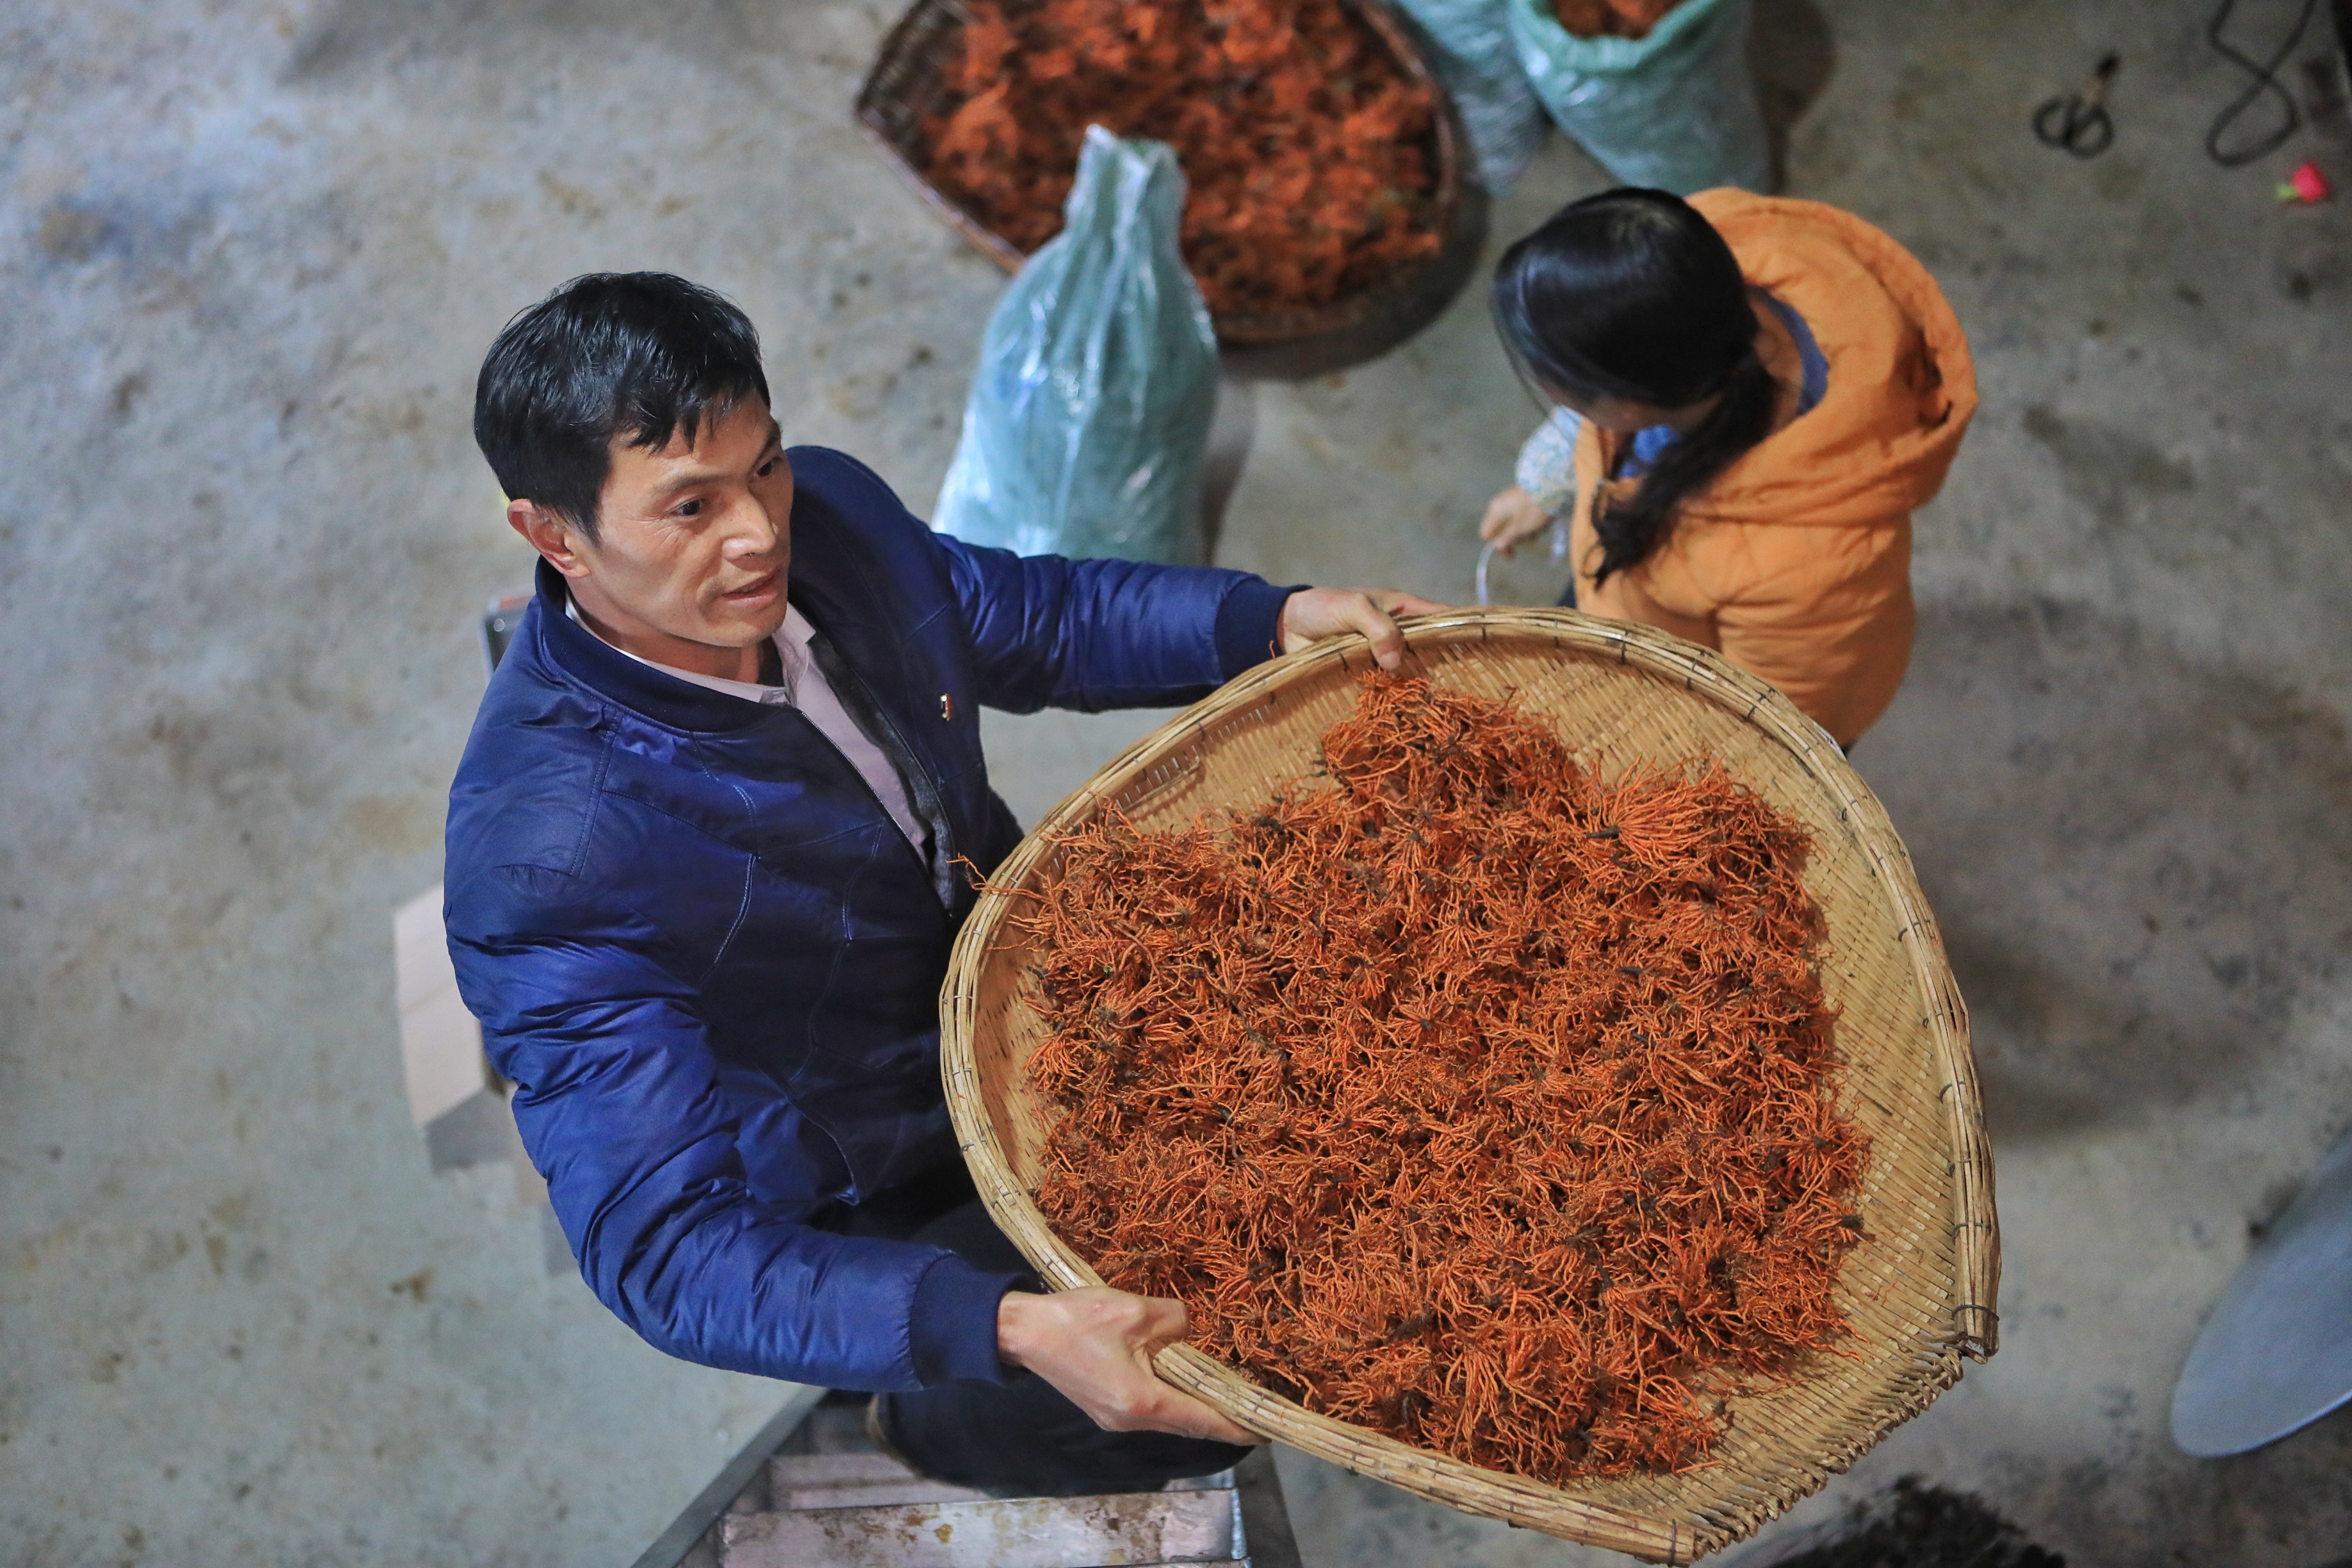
[1480, 188, 1977, 747]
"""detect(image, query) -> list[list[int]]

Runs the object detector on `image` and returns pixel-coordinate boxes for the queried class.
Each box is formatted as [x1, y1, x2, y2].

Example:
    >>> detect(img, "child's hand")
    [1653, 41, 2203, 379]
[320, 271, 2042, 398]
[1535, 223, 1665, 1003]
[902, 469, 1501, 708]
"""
[1479, 486, 1554, 557]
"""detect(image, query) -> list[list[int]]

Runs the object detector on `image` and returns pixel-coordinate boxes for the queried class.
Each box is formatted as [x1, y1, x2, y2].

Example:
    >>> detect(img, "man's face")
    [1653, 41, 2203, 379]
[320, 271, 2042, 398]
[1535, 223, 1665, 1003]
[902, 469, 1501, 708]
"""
[513, 397, 794, 676]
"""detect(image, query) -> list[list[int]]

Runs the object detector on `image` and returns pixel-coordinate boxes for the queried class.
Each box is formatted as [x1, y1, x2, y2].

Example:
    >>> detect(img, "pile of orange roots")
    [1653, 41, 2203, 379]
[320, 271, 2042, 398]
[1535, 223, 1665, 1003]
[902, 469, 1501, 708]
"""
[1020, 675, 1870, 1479]
[1553, 0, 1683, 39]
[923, 0, 1442, 317]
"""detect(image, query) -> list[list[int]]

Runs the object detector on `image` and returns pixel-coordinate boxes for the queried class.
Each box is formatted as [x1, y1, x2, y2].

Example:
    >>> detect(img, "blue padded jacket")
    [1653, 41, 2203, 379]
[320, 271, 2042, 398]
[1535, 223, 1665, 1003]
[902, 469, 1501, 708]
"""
[443, 447, 1294, 1392]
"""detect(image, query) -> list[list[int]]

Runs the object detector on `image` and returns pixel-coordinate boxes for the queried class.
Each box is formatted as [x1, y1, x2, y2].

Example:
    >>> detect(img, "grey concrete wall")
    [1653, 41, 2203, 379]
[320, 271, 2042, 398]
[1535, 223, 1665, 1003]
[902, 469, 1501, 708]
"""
[4, 0, 2349, 1564]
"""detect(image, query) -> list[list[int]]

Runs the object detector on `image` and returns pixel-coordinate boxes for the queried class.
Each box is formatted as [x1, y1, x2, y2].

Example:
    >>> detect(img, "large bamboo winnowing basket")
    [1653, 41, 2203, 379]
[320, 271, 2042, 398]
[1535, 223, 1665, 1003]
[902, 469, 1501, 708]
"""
[940, 610, 1999, 1563]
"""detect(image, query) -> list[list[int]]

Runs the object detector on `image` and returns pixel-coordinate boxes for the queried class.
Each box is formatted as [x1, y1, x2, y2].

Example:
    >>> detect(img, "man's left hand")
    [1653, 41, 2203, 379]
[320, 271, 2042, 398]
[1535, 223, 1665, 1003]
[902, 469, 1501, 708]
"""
[1278, 588, 1447, 672]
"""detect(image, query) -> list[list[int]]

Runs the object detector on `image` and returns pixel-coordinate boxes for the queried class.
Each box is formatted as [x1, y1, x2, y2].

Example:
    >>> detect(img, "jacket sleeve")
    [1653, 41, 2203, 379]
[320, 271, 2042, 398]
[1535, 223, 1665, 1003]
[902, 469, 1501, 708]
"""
[1516, 408, 1585, 517]
[446, 864, 1023, 1392]
[932, 531, 1299, 714]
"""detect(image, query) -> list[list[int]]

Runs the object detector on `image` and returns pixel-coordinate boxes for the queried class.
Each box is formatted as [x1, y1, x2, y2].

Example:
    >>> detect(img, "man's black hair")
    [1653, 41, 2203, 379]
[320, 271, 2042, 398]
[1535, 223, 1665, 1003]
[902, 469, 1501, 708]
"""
[473, 272, 771, 543]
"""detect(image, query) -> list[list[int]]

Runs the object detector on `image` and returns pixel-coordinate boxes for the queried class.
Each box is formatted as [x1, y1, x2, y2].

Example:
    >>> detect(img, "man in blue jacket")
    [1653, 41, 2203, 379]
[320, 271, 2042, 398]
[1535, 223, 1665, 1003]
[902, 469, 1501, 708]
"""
[445, 272, 1437, 1490]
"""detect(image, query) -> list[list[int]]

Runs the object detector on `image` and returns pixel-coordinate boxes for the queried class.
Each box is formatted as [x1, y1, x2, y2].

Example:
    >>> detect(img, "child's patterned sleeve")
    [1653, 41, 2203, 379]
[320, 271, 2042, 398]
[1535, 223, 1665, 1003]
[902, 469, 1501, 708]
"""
[1513, 407, 1585, 518]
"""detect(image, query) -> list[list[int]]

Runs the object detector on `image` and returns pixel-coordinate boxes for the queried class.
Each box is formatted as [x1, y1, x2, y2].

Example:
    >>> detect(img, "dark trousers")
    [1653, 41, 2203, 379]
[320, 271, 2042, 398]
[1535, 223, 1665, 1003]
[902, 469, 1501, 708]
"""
[820, 1163, 1253, 1496]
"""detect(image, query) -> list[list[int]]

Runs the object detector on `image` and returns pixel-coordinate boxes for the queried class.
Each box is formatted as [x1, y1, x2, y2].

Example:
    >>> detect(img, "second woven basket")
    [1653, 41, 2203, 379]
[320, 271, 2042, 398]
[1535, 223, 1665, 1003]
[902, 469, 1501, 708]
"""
[853, 0, 1467, 348]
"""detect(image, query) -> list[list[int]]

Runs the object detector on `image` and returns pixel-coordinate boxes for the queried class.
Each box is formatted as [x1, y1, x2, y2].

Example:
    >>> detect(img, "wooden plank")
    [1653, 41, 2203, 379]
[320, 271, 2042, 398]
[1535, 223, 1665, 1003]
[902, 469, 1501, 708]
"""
[769, 1452, 994, 1510]
[392, 884, 493, 1128]
[723, 1489, 1237, 1568]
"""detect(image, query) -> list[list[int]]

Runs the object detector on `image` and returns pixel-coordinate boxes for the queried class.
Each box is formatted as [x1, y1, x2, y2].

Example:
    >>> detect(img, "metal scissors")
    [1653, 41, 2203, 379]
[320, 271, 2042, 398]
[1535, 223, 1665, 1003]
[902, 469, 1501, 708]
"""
[2035, 52, 2119, 158]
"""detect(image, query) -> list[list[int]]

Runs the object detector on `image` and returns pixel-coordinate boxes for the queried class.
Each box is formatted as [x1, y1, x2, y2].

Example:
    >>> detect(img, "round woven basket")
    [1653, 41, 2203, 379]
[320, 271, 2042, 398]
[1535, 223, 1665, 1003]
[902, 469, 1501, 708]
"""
[940, 610, 1999, 1563]
[853, 0, 1466, 349]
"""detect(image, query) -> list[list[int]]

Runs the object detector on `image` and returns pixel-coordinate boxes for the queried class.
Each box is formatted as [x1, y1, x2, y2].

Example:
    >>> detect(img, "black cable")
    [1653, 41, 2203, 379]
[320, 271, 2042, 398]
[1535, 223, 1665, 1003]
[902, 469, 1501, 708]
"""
[2206, 0, 2325, 166]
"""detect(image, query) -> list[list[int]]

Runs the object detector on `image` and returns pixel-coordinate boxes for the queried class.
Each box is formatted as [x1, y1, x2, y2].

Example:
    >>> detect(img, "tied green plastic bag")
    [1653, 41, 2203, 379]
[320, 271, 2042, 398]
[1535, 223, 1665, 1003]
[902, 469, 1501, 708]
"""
[1504, 0, 1769, 195]
[1389, 0, 1548, 193]
[932, 126, 1218, 564]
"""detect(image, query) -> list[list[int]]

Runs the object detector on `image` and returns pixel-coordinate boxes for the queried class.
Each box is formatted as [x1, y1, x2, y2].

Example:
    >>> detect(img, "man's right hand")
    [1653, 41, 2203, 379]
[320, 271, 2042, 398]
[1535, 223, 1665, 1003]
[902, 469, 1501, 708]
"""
[998, 1287, 1262, 1446]
[1479, 484, 1555, 557]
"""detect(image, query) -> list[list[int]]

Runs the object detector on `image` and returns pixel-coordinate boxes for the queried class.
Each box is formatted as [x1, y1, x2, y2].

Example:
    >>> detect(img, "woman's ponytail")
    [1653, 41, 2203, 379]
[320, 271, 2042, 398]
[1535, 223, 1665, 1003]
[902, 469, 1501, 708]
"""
[1491, 188, 1779, 586]
[1589, 347, 1778, 587]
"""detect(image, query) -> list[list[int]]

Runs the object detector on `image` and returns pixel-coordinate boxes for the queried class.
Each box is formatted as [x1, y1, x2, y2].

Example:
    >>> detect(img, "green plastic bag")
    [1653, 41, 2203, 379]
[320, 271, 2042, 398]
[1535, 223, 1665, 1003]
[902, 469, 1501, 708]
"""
[1390, 0, 1549, 193]
[1504, 0, 1769, 195]
[932, 127, 1218, 564]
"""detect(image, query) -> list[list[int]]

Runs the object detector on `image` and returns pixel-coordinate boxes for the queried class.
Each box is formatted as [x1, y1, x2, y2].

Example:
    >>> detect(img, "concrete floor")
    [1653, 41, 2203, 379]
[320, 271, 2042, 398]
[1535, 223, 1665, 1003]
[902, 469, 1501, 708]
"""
[3, 0, 2348, 1563]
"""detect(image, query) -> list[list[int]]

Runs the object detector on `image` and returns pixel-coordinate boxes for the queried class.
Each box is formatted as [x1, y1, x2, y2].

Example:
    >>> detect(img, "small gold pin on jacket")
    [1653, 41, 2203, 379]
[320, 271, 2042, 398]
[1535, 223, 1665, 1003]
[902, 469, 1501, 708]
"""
[940, 694, 954, 721]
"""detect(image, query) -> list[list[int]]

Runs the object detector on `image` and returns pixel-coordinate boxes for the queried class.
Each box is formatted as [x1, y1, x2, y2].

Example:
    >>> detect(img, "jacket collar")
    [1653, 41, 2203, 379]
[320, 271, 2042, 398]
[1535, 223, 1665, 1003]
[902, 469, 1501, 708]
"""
[530, 558, 781, 732]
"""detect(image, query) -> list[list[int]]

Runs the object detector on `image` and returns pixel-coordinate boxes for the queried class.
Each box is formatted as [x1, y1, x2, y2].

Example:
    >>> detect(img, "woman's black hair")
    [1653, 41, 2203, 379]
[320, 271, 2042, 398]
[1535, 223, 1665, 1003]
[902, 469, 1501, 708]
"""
[473, 272, 770, 543]
[1492, 189, 1779, 587]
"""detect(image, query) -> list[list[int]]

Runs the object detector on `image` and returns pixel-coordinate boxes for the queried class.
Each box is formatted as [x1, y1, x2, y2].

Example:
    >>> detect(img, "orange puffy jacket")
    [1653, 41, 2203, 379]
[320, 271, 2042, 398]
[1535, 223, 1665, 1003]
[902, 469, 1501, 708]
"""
[1566, 190, 1977, 746]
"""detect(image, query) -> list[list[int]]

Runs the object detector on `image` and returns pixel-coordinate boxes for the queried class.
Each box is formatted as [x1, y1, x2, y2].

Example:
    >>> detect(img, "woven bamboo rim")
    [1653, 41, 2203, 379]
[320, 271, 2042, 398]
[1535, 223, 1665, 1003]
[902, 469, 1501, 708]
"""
[940, 610, 1999, 1563]
[852, 0, 1465, 347]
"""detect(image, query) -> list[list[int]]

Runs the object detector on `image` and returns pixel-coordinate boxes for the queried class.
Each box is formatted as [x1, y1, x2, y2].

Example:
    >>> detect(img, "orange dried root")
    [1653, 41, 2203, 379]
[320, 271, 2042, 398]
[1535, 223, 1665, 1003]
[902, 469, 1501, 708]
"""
[1552, 0, 1683, 39]
[921, 0, 1443, 317]
[1018, 674, 1869, 1480]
